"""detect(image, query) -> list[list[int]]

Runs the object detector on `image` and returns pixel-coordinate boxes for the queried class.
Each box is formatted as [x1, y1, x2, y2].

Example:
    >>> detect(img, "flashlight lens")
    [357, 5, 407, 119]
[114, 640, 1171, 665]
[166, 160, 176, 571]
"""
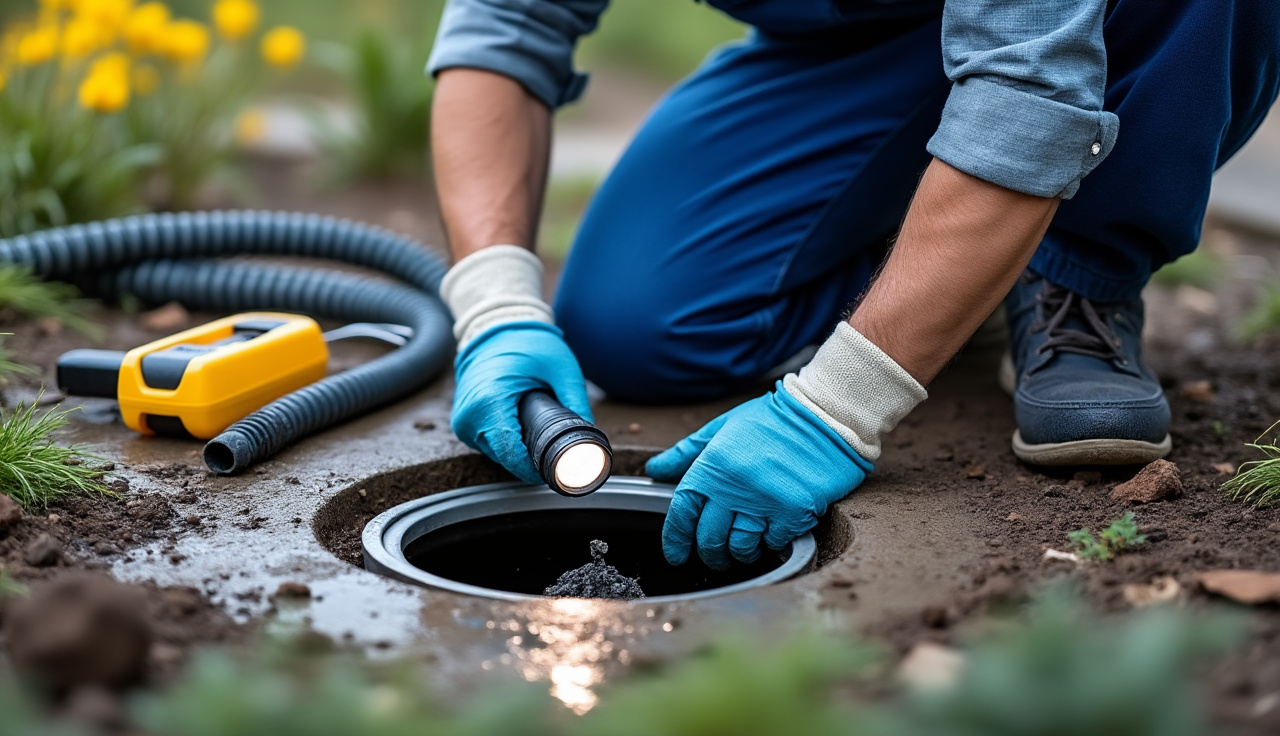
[554, 442, 609, 492]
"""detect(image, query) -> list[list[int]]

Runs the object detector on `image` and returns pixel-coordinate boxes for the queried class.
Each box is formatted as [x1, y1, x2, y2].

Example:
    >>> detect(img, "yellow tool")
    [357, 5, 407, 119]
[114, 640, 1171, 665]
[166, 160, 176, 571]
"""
[57, 313, 335, 440]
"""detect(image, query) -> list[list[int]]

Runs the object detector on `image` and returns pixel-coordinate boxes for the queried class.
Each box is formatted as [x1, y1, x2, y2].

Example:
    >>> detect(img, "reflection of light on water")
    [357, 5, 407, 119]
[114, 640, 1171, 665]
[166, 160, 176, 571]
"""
[483, 599, 639, 715]
[550, 664, 599, 714]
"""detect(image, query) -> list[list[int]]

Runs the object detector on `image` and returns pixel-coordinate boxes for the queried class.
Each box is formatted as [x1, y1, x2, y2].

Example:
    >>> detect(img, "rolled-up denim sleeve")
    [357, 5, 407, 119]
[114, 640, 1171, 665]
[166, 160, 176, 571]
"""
[427, 0, 608, 109]
[926, 0, 1118, 199]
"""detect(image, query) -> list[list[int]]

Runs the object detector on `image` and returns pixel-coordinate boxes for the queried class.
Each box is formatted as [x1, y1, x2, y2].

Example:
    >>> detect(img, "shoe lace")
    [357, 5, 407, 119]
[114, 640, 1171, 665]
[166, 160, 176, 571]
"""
[1033, 282, 1124, 362]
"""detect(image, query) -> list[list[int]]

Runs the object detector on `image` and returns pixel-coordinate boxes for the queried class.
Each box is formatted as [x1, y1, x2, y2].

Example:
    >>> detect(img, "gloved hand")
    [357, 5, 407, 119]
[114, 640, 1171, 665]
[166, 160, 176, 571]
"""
[441, 245, 592, 484]
[647, 384, 871, 569]
[647, 322, 928, 569]
[452, 321, 592, 484]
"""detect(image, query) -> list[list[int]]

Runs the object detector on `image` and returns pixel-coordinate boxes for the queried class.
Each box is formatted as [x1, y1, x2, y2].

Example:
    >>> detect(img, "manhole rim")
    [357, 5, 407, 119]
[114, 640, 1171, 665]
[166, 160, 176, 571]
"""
[362, 476, 816, 603]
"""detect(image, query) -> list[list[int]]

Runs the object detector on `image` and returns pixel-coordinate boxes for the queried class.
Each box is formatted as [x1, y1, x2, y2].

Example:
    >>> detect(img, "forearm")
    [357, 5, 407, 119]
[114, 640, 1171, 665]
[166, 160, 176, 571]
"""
[432, 68, 552, 260]
[848, 158, 1059, 384]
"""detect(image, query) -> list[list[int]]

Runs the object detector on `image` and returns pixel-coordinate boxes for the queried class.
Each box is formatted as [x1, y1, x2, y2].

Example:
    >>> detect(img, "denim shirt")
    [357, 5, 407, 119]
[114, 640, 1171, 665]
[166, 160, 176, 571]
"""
[427, 0, 1118, 199]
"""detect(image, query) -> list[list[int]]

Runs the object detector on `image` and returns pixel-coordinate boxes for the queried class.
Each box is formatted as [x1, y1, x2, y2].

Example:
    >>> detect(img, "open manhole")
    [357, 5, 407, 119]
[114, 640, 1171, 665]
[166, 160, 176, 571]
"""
[362, 477, 816, 602]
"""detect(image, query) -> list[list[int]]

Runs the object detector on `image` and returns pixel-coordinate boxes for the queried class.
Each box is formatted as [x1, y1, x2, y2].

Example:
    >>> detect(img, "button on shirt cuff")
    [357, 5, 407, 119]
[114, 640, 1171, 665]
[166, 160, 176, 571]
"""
[926, 77, 1119, 199]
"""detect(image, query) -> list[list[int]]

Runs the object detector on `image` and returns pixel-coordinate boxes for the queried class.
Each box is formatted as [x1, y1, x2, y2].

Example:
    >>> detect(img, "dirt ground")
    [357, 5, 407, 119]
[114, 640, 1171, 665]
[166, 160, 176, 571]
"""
[2, 157, 1280, 733]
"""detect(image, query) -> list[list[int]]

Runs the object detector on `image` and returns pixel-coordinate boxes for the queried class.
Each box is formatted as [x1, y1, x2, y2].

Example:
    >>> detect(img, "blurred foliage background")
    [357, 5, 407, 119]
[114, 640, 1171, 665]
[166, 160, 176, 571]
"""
[0, 0, 740, 238]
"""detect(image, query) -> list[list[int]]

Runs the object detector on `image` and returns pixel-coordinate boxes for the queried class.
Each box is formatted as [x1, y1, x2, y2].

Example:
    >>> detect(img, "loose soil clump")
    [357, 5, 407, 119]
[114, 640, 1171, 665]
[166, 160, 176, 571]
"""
[1110, 458, 1183, 503]
[544, 540, 645, 600]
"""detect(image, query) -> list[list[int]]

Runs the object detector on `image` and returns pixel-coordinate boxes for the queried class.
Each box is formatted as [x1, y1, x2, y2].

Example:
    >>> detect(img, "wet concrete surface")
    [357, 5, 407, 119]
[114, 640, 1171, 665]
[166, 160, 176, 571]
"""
[50, 332, 1001, 708]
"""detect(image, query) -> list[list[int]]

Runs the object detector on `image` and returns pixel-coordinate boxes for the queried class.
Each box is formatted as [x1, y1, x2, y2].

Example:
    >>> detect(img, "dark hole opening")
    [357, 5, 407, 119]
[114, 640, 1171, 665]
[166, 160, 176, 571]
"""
[403, 509, 787, 597]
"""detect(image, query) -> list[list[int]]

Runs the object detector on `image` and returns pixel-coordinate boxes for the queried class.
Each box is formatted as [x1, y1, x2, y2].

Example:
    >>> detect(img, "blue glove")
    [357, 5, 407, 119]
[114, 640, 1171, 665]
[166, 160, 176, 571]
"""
[452, 321, 593, 485]
[646, 381, 873, 570]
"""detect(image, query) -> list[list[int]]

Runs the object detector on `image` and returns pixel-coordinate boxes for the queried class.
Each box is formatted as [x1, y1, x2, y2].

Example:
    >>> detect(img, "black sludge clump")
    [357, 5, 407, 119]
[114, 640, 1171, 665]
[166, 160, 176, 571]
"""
[544, 540, 645, 600]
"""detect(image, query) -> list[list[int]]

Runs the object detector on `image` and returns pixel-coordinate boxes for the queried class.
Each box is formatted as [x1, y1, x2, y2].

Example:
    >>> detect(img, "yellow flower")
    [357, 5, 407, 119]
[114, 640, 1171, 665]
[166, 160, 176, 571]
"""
[78, 63, 130, 112]
[122, 2, 170, 54]
[16, 26, 59, 66]
[161, 20, 210, 64]
[89, 51, 130, 78]
[260, 26, 304, 68]
[234, 109, 266, 145]
[75, 0, 135, 37]
[212, 0, 259, 42]
[60, 18, 107, 59]
[132, 62, 160, 95]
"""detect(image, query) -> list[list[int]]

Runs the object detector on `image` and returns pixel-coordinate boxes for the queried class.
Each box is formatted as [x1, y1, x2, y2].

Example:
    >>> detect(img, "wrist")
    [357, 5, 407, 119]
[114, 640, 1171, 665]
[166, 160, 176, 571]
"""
[782, 322, 927, 461]
[439, 245, 553, 350]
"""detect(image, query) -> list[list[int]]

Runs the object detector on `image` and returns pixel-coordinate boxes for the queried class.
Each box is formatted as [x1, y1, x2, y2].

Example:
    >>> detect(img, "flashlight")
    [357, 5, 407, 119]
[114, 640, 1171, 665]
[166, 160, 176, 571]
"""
[518, 389, 612, 497]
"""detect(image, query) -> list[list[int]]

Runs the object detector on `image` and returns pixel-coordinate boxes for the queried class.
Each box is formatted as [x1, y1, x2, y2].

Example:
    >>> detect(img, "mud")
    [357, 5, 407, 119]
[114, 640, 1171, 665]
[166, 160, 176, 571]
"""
[544, 540, 646, 600]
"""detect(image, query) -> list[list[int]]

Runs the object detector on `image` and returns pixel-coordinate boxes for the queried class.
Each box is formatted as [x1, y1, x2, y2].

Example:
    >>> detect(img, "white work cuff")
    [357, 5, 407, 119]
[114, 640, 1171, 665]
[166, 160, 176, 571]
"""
[783, 322, 927, 461]
[439, 245, 554, 350]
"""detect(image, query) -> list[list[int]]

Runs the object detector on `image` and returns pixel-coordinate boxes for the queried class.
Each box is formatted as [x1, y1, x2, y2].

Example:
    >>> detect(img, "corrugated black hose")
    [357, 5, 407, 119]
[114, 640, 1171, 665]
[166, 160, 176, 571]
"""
[0, 211, 454, 474]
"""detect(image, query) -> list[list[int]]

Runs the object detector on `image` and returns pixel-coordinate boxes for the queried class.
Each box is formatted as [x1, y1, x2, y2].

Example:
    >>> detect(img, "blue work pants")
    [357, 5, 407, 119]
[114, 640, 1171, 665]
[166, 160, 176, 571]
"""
[555, 0, 1280, 403]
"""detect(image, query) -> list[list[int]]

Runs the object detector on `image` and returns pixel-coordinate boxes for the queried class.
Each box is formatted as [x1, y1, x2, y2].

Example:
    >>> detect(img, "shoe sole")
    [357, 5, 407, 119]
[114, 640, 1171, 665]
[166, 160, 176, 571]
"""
[1000, 353, 1173, 466]
[1012, 431, 1172, 466]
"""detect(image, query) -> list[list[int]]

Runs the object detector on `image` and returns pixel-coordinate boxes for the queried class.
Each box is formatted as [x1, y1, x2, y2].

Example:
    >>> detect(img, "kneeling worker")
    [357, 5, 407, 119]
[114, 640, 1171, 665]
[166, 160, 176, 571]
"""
[428, 0, 1280, 569]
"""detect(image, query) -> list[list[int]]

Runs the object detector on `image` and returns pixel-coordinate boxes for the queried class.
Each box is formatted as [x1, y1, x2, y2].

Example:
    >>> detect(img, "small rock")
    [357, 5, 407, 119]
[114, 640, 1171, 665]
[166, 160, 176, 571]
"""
[62, 457, 82, 466]
[1200, 569, 1280, 605]
[92, 541, 119, 556]
[898, 642, 964, 691]
[1213, 462, 1236, 475]
[24, 533, 63, 567]
[966, 465, 987, 480]
[412, 419, 437, 431]
[1005, 512, 1023, 522]
[138, 302, 189, 331]
[1043, 548, 1082, 564]
[274, 581, 312, 599]
[0, 493, 22, 532]
[828, 578, 854, 589]
[1180, 380, 1215, 403]
[933, 450, 954, 462]
[1110, 459, 1182, 504]
[627, 422, 642, 434]
[1123, 576, 1182, 607]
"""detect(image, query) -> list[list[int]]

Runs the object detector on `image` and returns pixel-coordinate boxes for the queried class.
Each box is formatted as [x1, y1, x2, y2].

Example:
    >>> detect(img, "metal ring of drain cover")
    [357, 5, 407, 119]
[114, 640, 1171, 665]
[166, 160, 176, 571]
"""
[362, 476, 817, 602]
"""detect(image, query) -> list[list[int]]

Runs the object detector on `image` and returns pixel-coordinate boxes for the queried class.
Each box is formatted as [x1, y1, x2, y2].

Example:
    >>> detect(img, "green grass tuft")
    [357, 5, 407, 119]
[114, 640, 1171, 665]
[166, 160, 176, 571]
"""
[1068, 511, 1148, 561]
[1222, 421, 1280, 508]
[1151, 249, 1222, 289]
[1236, 281, 1280, 343]
[0, 265, 99, 337]
[0, 399, 108, 510]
